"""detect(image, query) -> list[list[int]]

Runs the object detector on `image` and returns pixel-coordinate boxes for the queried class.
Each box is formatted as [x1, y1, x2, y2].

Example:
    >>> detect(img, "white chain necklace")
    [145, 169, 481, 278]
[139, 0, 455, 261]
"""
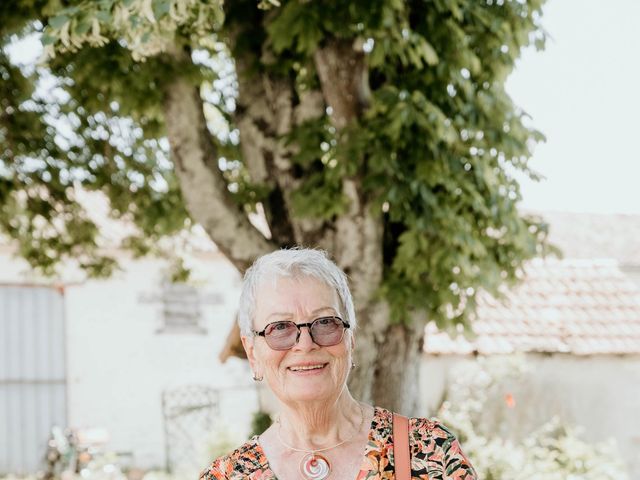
[276, 403, 365, 480]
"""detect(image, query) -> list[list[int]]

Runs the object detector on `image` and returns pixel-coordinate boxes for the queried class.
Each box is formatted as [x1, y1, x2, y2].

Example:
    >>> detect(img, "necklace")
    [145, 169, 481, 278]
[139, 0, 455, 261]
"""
[276, 403, 365, 480]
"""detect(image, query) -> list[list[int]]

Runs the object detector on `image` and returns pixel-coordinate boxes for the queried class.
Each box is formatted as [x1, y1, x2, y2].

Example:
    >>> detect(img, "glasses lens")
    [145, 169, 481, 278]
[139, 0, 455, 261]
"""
[310, 317, 344, 346]
[264, 321, 298, 350]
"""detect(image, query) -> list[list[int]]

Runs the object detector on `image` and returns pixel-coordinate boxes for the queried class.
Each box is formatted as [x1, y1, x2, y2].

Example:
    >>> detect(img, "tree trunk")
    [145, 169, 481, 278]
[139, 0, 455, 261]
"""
[348, 300, 427, 415]
[162, 45, 424, 416]
[370, 320, 427, 415]
[312, 40, 424, 414]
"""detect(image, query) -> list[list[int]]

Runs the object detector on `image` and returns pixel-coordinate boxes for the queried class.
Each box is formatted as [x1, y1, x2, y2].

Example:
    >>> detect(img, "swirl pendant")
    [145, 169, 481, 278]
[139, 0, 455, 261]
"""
[299, 453, 331, 480]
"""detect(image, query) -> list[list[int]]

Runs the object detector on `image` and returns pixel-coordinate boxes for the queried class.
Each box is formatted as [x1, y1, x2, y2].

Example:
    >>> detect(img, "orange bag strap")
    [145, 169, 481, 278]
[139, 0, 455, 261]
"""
[392, 413, 411, 480]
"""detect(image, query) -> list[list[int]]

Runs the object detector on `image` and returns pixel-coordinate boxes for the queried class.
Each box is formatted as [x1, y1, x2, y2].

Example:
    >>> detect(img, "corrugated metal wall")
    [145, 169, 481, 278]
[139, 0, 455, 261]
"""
[0, 285, 67, 475]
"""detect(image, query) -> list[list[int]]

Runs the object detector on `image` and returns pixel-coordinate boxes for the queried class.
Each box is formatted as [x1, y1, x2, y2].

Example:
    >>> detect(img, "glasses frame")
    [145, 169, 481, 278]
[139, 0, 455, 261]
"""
[252, 316, 351, 351]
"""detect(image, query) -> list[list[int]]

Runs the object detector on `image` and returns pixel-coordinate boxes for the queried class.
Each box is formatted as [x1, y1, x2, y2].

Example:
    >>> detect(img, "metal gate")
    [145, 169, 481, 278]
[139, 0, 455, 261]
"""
[162, 385, 219, 474]
[0, 285, 67, 475]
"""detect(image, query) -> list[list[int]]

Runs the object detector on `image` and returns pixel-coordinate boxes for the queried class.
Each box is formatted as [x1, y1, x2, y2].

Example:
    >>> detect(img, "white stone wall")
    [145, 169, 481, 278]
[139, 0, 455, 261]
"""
[63, 253, 260, 469]
[0, 248, 260, 471]
[420, 353, 640, 478]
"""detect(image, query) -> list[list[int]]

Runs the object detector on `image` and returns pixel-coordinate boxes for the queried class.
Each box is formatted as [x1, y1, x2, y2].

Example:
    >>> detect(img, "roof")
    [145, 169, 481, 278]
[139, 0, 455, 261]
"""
[424, 258, 640, 355]
[541, 211, 640, 266]
[219, 321, 247, 362]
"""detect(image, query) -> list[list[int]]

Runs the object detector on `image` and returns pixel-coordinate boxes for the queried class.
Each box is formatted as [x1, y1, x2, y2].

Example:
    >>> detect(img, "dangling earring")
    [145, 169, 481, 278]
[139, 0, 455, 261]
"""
[351, 361, 356, 369]
[252, 372, 263, 382]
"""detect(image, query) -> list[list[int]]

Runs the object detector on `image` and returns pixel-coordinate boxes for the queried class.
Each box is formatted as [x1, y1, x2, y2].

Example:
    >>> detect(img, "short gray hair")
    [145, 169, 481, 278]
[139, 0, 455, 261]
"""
[237, 248, 356, 337]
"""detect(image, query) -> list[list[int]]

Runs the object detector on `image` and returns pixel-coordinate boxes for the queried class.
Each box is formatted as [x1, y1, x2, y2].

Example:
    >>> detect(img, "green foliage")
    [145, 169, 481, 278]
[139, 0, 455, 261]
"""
[1, 40, 116, 275]
[285, 117, 349, 220]
[1, 0, 553, 328]
[249, 410, 273, 437]
[1, 3, 193, 275]
[40, 0, 224, 61]
[247, 0, 551, 325]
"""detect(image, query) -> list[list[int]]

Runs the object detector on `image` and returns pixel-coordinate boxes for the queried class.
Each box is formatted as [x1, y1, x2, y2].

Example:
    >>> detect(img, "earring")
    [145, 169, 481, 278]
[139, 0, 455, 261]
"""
[252, 372, 263, 382]
[351, 361, 356, 369]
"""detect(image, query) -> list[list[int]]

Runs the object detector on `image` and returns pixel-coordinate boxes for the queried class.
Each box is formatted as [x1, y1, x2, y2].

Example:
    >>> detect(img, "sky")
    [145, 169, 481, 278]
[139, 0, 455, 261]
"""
[506, 0, 640, 215]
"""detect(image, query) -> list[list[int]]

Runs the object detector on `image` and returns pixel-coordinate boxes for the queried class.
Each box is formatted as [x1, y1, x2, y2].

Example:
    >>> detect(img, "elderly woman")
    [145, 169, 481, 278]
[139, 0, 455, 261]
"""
[202, 249, 477, 479]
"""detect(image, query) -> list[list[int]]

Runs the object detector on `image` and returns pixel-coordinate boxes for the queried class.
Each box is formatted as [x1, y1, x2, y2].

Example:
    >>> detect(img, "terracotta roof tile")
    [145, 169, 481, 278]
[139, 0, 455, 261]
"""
[424, 258, 640, 355]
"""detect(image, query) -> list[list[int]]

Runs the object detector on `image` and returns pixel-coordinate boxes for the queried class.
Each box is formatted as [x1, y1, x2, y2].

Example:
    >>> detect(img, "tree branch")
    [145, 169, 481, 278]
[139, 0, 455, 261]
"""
[235, 57, 329, 247]
[235, 69, 297, 246]
[162, 68, 275, 272]
[313, 39, 370, 130]
[313, 39, 381, 300]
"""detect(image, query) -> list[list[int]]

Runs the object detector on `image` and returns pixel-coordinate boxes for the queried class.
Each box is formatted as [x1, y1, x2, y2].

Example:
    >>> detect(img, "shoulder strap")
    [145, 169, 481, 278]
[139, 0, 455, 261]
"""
[392, 413, 411, 480]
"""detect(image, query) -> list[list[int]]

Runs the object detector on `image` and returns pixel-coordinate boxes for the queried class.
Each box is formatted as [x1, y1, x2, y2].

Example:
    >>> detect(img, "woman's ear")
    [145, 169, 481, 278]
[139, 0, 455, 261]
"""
[241, 335, 259, 374]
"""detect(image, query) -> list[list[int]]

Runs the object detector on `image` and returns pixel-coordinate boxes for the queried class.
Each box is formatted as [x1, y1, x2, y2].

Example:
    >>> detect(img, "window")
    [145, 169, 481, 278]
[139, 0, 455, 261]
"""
[158, 282, 206, 334]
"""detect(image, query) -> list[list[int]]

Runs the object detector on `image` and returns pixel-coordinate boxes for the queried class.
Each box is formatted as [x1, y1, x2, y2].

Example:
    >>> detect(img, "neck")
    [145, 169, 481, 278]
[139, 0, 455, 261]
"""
[276, 390, 362, 450]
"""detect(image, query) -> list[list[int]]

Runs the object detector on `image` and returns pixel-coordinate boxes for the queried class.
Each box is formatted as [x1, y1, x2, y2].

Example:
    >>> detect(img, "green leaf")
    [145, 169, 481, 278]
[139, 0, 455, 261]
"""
[41, 33, 57, 45]
[420, 39, 439, 66]
[74, 19, 91, 35]
[95, 11, 113, 23]
[58, 6, 80, 16]
[152, 0, 171, 20]
[49, 15, 70, 30]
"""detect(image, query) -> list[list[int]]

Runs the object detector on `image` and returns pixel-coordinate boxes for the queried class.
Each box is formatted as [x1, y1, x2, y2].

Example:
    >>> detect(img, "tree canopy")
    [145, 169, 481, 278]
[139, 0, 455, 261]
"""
[1, 0, 551, 410]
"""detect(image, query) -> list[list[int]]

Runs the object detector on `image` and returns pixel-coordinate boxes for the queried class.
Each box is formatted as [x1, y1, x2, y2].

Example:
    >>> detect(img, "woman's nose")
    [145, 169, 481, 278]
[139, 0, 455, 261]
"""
[293, 325, 318, 351]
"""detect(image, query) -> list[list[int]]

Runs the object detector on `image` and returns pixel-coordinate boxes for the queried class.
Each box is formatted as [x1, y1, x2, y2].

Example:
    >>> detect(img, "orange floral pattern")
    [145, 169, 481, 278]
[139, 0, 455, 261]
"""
[201, 407, 477, 479]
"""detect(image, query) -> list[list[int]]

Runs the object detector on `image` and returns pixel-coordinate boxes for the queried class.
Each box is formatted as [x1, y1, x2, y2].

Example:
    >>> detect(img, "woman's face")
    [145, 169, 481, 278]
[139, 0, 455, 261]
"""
[242, 276, 353, 405]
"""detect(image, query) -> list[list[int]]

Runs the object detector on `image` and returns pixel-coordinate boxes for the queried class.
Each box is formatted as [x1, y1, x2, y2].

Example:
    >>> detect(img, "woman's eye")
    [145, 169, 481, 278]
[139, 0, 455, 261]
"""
[273, 322, 289, 330]
[317, 317, 332, 325]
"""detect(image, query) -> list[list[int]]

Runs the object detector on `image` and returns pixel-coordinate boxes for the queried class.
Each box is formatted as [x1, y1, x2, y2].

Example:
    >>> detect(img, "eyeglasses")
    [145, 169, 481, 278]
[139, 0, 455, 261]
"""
[253, 316, 350, 351]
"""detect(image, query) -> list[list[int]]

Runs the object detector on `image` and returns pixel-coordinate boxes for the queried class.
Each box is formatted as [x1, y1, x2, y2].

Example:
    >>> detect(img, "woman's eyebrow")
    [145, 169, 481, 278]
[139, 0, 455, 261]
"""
[265, 306, 337, 321]
[311, 306, 338, 315]
[265, 312, 294, 320]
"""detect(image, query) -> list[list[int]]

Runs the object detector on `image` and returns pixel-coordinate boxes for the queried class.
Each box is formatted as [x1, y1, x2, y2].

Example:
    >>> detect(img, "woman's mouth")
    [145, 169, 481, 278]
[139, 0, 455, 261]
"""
[287, 363, 328, 374]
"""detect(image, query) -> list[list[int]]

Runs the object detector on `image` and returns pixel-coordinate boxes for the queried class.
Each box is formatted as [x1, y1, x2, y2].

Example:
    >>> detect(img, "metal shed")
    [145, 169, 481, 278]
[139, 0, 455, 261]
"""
[0, 284, 67, 475]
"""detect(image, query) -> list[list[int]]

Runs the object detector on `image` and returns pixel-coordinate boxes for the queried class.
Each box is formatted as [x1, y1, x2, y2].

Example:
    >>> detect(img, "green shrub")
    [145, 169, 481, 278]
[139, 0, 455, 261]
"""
[437, 356, 629, 480]
[250, 410, 273, 437]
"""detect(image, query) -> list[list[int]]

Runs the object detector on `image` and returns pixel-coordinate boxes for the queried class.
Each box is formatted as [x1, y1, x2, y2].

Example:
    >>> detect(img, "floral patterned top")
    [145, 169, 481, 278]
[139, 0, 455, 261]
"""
[201, 406, 477, 479]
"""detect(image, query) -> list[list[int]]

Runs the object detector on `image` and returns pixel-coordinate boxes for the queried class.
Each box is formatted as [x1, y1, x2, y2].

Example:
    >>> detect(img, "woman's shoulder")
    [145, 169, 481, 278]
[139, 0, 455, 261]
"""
[373, 407, 477, 479]
[410, 416, 458, 443]
[373, 406, 459, 440]
[199, 436, 269, 480]
[374, 407, 461, 445]
[409, 417, 477, 479]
